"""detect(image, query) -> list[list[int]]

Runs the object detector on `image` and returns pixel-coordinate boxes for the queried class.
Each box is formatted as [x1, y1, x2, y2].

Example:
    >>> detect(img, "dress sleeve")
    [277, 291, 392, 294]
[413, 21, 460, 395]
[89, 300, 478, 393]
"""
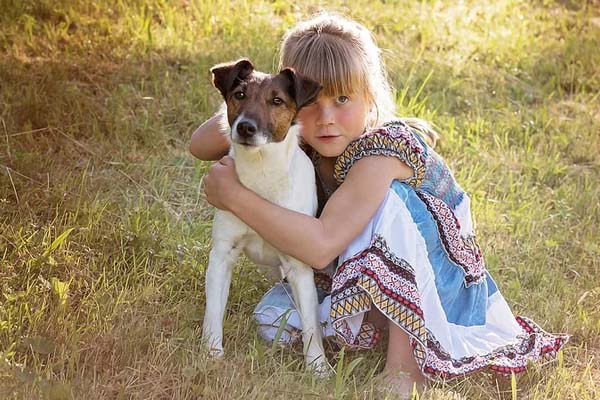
[333, 120, 428, 186]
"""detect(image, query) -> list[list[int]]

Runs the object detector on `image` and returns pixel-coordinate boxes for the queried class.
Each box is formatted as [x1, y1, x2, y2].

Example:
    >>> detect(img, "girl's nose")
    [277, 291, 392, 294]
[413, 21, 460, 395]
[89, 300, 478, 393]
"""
[316, 103, 335, 126]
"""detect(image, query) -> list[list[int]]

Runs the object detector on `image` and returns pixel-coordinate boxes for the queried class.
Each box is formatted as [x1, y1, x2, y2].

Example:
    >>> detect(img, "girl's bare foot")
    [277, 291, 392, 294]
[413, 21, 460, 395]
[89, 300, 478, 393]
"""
[378, 319, 426, 397]
[376, 370, 425, 399]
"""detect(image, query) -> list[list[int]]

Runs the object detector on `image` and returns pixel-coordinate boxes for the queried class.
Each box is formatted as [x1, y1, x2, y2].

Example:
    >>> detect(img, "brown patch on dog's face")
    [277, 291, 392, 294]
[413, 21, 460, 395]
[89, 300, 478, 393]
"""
[224, 73, 299, 144]
[211, 60, 322, 146]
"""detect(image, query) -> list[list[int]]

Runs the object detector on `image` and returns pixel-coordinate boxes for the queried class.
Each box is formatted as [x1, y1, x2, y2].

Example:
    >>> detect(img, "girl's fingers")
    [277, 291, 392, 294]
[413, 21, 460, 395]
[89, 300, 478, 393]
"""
[219, 155, 235, 167]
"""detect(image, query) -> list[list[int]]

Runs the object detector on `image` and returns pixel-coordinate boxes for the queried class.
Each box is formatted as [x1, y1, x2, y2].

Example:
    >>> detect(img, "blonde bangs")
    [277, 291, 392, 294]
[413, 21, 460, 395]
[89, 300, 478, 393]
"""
[282, 34, 371, 99]
[280, 13, 400, 128]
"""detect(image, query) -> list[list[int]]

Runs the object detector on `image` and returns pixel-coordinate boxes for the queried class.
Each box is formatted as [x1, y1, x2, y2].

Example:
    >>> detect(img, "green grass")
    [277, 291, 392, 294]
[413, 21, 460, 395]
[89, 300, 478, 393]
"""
[1, 0, 599, 398]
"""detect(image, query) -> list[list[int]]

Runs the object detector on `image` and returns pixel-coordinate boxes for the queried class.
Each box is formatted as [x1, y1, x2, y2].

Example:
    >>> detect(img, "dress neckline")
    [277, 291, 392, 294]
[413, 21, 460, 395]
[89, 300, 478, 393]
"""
[312, 153, 338, 200]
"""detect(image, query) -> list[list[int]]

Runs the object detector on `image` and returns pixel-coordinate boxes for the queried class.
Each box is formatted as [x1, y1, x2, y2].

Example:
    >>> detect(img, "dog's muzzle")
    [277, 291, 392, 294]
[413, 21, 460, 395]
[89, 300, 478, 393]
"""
[237, 121, 257, 139]
[232, 117, 267, 146]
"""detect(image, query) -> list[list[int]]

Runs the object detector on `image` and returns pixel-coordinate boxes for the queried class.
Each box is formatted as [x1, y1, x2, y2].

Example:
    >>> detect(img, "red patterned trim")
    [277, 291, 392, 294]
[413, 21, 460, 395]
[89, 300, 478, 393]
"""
[331, 235, 427, 349]
[330, 235, 570, 382]
[333, 121, 426, 186]
[422, 316, 569, 380]
[417, 190, 486, 285]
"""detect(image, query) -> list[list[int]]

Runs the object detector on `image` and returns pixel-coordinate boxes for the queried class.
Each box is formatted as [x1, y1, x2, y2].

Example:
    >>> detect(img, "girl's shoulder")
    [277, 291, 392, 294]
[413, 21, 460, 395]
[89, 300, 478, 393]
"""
[333, 119, 430, 186]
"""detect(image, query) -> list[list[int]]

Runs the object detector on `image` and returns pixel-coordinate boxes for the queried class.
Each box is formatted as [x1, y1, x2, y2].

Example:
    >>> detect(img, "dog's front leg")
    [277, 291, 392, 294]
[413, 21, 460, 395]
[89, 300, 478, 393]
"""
[282, 257, 330, 376]
[202, 238, 242, 358]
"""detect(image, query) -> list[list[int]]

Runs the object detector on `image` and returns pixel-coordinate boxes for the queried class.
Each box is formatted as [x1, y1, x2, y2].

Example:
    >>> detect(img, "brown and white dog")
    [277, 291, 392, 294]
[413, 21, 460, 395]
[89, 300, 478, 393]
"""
[202, 59, 329, 374]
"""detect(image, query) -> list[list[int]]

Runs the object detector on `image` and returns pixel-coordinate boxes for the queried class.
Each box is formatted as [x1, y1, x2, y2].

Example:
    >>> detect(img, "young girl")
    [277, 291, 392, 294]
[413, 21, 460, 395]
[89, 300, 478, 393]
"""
[192, 13, 568, 396]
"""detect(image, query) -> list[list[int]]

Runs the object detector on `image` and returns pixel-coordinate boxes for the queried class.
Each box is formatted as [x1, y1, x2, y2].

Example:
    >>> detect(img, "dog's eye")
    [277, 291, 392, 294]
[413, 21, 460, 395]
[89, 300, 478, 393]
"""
[272, 97, 284, 106]
[233, 92, 245, 100]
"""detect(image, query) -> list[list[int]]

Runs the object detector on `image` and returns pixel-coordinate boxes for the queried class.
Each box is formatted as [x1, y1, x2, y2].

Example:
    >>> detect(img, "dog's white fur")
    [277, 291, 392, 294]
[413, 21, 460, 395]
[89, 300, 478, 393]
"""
[202, 119, 328, 373]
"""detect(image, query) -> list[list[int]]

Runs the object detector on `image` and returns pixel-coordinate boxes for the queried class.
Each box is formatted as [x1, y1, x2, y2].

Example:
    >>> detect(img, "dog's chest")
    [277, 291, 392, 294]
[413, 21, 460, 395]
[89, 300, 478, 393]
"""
[213, 139, 316, 274]
[236, 161, 292, 205]
[235, 149, 297, 208]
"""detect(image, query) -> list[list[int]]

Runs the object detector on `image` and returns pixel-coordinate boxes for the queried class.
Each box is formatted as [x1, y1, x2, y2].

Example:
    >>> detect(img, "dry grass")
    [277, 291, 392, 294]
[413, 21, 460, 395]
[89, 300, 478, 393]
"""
[1, 0, 599, 399]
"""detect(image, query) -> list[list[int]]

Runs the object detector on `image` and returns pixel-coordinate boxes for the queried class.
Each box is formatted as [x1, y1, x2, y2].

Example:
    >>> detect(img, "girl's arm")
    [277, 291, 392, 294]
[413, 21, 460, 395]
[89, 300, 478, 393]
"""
[190, 110, 230, 161]
[204, 155, 412, 269]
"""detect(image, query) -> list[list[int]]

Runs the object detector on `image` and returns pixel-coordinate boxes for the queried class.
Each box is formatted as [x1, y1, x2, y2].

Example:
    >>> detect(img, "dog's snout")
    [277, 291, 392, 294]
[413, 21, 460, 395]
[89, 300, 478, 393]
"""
[237, 121, 257, 138]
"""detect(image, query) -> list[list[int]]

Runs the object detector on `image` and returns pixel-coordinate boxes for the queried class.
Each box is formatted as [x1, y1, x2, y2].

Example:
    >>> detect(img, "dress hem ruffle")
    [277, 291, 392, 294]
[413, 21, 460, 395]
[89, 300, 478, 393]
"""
[330, 235, 570, 382]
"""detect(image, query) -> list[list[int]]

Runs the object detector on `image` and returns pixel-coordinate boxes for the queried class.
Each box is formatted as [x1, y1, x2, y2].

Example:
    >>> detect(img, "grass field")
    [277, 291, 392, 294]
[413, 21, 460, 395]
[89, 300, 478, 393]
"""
[0, 0, 599, 398]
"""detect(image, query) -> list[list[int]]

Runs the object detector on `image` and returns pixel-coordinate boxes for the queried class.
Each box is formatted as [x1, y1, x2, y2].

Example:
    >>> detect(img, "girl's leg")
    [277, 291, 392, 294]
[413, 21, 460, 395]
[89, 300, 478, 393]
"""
[367, 307, 421, 376]
[384, 321, 423, 377]
[380, 316, 426, 397]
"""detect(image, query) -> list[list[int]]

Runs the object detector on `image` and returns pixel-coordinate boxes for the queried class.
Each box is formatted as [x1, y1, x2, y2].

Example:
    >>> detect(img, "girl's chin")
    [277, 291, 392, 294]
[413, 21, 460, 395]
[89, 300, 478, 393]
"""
[304, 139, 346, 158]
[316, 147, 345, 158]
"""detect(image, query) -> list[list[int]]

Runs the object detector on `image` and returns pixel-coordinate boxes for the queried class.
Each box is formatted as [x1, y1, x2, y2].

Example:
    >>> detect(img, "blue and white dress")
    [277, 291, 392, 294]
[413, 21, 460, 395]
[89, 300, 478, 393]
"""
[253, 120, 568, 381]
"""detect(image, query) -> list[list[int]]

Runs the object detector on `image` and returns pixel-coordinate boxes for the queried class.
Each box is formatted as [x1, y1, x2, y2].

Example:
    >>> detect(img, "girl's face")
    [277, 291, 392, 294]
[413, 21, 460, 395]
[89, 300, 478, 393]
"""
[297, 93, 370, 158]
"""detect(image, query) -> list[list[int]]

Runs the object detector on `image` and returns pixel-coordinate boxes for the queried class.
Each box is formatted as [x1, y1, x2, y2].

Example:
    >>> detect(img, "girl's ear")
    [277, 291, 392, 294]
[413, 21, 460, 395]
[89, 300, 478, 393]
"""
[279, 68, 322, 109]
[210, 59, 255, 99]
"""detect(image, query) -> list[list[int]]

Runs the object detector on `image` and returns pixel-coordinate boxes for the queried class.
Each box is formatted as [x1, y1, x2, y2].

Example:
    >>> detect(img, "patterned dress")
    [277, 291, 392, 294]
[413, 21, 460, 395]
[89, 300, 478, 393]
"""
[253, 120, 568, 381]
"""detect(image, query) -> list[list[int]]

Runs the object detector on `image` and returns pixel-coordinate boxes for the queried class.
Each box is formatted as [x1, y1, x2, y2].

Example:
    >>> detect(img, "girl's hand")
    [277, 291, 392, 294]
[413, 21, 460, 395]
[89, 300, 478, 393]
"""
[202, 156, 243, 211]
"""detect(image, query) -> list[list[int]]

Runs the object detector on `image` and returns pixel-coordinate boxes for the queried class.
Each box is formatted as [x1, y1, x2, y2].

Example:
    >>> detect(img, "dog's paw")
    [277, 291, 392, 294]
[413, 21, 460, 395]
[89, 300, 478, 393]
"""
[308, 357, 333, 378]
[206, 347, 224, 359]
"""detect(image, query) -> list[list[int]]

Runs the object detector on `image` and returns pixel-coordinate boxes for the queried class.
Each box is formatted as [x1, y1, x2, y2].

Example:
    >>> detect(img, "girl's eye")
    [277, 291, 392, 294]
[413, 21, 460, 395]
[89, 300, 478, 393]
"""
[336, 95, 350, 104]
[272, 97, 284, 106]
[233, 92, 245, 100]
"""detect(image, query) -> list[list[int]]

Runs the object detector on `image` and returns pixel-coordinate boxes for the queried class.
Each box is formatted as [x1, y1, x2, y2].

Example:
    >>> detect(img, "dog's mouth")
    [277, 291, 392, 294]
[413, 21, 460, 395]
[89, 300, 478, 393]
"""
[231, 134, 269, 147]
[236, 140, 259, 147]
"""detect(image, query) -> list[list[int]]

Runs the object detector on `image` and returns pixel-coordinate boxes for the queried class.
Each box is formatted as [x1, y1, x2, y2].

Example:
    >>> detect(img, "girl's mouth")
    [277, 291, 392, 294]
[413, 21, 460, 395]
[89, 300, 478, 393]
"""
[317, 135, 341, 141]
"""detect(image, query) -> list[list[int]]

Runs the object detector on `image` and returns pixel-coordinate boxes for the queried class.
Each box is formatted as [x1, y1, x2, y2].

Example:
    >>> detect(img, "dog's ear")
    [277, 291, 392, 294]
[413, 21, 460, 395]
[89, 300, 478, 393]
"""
[280, 68, 322, 109]
[210, 59, 255, 99]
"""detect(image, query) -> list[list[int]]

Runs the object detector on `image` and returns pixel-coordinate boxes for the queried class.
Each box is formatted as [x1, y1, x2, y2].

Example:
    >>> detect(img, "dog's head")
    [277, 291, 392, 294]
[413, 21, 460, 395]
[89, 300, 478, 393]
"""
[211, 59, 322, 147]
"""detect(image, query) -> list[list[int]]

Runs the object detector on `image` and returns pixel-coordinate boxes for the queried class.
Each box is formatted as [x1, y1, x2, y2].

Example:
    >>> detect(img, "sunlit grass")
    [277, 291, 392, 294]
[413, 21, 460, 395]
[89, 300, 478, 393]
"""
[1, 0, 599, 398]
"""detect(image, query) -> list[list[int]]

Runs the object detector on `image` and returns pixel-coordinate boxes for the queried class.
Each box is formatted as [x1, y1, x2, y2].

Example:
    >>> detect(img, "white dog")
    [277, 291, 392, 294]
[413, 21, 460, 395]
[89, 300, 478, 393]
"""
[202, 59, 329, 374]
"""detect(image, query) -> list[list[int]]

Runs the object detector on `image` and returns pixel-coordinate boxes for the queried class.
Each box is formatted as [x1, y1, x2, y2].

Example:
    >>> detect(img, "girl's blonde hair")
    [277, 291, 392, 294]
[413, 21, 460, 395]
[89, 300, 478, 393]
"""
[279, 13, 439, 147]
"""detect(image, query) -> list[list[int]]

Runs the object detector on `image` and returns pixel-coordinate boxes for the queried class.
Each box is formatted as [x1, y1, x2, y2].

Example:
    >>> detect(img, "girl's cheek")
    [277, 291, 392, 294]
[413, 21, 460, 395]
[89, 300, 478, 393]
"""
[297, 108, 314, 126]
[296, 106, 308, 119]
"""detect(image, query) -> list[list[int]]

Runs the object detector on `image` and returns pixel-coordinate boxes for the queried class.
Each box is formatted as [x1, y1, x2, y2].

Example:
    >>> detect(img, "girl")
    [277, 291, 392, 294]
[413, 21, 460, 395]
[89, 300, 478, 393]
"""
[192, 13, 568, 397]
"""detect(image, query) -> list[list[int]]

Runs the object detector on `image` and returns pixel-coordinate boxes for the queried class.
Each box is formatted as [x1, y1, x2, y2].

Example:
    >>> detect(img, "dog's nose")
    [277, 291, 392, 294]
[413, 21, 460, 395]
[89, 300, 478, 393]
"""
[237, 121, 257, 138]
